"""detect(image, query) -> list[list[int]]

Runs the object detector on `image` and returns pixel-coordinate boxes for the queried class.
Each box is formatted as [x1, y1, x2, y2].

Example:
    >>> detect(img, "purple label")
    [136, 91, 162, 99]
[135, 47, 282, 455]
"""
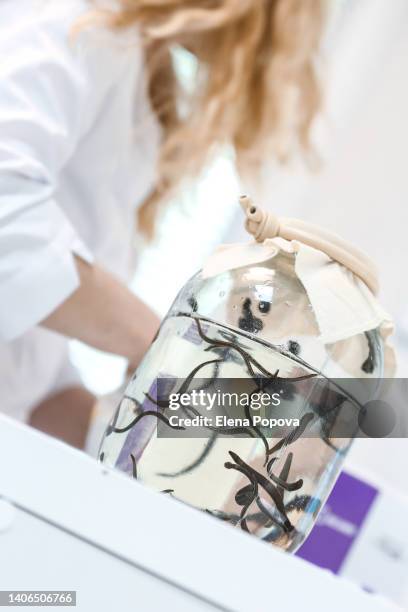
[296, 471, 378, 573]
[115, 376, 176, 473]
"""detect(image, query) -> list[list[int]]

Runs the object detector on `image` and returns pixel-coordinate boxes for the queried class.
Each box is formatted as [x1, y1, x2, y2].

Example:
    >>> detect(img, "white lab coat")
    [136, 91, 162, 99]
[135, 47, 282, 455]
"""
[0, 0, 160, 421]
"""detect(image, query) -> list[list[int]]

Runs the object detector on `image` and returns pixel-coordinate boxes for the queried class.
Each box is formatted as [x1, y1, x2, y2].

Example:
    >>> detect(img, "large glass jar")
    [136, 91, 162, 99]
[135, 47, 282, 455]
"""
[99, 247, 384, 552]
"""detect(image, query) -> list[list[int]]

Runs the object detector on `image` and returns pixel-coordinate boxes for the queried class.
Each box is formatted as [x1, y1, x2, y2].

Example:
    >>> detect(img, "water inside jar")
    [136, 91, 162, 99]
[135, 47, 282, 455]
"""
[100, 313, 352, 552]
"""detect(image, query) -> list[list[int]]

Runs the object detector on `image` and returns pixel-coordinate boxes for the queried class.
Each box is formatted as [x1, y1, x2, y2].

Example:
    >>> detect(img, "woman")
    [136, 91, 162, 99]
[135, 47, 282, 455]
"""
[0, 0, 323, 450]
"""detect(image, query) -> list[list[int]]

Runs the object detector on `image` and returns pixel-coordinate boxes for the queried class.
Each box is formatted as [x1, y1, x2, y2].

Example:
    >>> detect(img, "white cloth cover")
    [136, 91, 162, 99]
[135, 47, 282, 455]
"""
[202, 238, 395, 376]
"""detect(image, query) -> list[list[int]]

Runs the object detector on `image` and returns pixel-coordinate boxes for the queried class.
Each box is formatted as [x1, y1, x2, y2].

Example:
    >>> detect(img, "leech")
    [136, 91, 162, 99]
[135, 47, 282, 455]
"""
[144, 331, 274, 441]
[286, 412, 315, 443]
[310, 380, 332, 419]
[161, 489, 175, 494]
[275, 452, 293, 499]
[176, 357, 223, 395]
[146, 357, 223, 409]
[192, 360, 220, 391]
[187, 296, 198, 312]
[316, 385, 353, 452]
[205, 509, 237, 523]
[258, 301, 271, 314]
[285, 495, 317, 513]
[99, 452, 105, 462]
[207, 425, 257, 436]
[287, 340, 301, 356]
[262, 526, 299, 544]
[196, 318, 314, 383]
[196, 319, 257, 378]
[308, 384, 349, 452]
[218, 329, 252, 351]
[227, 452, 293, 532]
[255, 496, 286, 531]
[268, 472, 303, 492]
[267, 452, 303, 494]
[228, 451, 293, 531]
[224, 461, 259, 532]
[190, 313, 316, 373]
[112, 410, 185, 434]
[130, 453, 137, 479]
[239, 298, 263, 333]
[266, 456, 277, 475]
[157, 432, 218, 478]
[196, 318, 266, 380]
[267, 412, 315, 456]
[206, 508, 282, 528]
[361, 330, 376, 374]
[266, 438, 285, 457]
[196, 314, 315, 446]
[182, 313, 363, 411]
[121, 395, 143, 415]
[204, 342, 256, 377]
[239, 506, 251, 532]
[235, 483, 256, 507]
[321, 434, 348, 454]
[105, 399, 123, 437]
[243, 388, 270, 466]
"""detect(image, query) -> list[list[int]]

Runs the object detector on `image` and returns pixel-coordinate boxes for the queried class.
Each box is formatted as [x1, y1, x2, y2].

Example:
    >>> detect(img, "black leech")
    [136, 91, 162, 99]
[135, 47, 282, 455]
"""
[196, 319, 314, 383]
[267, 452, 303, 495]
[239, 298, 263, 333]
[224, 460, 259, 532]
[112, 410, 185, 434]
[145, 357, 223, 410]
[105, 400, 123, 437]
[288, 340, 301, 356]
[157, 432, 218, 478]
[235, 483, 256, 507]
[266, 456, 277, 474]
[243, 386, 274, 465]
[196, 318, 257, 378]
[285, 495, 319, 514]
[361, 330, 376, 374]
[255, 495, 286, 530]
[275, 452, 293, 499]
[187, 296, 198, 312]
[227, 451, 293, 532]
[130, 453, 137, 479]
[258, 301, 271, 314]
[267, 412, 315, 456]
[268, 471, 303, 492]
[188, 313, 360, 410]
[205, 509, 239, 523]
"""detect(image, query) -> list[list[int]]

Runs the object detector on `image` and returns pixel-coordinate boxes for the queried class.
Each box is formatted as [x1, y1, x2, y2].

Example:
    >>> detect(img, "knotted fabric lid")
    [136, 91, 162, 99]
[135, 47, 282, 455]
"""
[240, 195, 379, 295]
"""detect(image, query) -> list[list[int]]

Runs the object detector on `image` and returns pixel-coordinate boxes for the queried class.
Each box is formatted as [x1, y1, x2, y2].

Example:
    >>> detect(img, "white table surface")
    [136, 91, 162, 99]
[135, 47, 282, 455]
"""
[0, 415, 400, 612]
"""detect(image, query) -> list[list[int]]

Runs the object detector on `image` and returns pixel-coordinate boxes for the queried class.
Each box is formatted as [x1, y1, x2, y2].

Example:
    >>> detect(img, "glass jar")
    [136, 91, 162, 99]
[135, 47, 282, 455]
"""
[99, 247, 384, 552]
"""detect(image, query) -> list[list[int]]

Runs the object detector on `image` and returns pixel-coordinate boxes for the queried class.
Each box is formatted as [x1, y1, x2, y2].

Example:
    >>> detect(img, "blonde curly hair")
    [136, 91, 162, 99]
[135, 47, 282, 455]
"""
[90, 0, 324, 237]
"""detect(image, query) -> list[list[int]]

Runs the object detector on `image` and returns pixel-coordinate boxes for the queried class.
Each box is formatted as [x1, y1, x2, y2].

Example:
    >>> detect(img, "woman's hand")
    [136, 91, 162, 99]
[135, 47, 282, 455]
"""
[41, 256, 160, 368]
